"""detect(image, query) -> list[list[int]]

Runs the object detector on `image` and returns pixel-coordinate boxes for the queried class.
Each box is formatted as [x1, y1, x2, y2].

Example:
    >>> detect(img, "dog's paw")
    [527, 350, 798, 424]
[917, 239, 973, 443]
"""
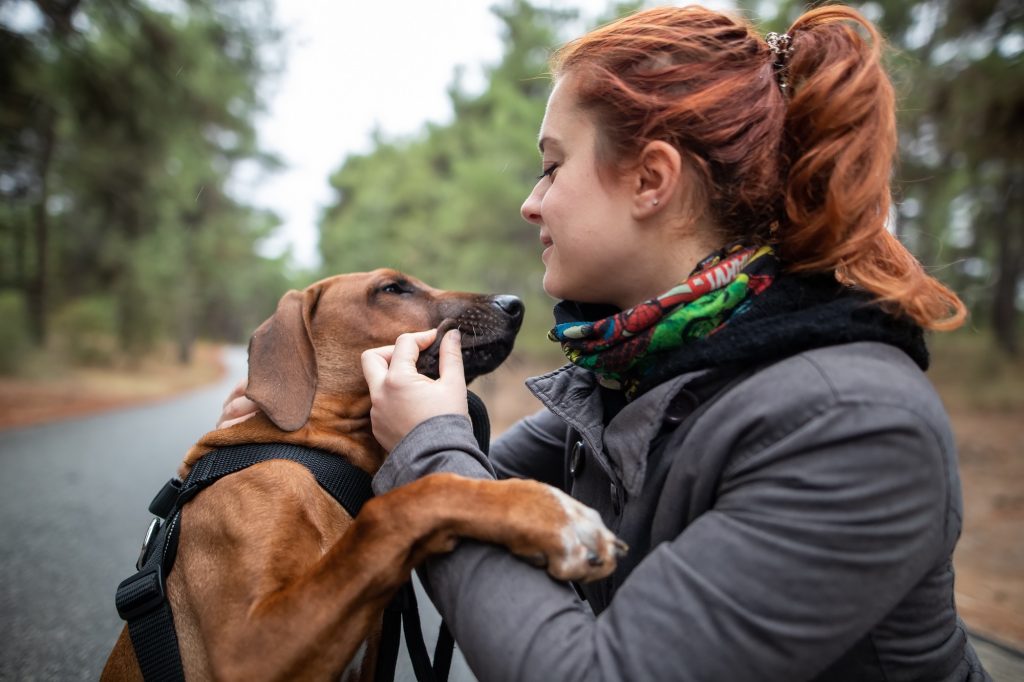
[542, 487, 627, 583]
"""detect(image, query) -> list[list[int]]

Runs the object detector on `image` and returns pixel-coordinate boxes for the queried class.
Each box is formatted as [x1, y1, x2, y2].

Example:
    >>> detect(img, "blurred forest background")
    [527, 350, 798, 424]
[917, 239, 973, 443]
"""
[0, 0, 1021, 659]
[1, 0, 1021, 371]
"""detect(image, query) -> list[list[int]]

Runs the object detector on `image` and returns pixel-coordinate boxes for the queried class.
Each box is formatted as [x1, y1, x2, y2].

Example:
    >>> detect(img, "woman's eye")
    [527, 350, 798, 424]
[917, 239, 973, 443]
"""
[536, 163, 559, 181]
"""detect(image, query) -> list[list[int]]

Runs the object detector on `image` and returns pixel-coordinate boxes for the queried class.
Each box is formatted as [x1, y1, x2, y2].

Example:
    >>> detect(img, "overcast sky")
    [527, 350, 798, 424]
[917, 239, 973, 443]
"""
[241, 0, 647, 269]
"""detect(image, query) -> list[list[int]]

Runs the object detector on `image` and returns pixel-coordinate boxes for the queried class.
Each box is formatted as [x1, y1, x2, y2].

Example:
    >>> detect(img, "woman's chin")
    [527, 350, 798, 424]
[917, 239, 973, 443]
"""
[542, 272, 568, 302]
[543, 269, 610, 304]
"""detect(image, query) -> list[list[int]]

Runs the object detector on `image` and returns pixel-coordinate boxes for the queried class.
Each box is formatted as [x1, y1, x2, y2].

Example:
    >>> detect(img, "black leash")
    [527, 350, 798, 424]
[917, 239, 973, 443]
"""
[375, 583, 455, 682]
[374, 390, 490, 682]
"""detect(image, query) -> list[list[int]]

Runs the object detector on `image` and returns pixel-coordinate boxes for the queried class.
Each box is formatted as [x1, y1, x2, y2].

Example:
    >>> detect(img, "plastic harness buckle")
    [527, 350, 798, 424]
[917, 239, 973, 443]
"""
[148, 478, 183, 518]
[115, 565, 166, 621]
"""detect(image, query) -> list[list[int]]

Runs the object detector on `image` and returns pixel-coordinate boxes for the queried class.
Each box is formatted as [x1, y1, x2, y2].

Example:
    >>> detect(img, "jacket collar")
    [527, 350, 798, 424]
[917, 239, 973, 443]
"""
[526, 364, 708, 498]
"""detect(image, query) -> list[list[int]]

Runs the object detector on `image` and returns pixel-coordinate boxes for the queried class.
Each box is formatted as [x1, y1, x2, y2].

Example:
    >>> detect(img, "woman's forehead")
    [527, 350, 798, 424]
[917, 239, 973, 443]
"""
[539, 77, 590, 150]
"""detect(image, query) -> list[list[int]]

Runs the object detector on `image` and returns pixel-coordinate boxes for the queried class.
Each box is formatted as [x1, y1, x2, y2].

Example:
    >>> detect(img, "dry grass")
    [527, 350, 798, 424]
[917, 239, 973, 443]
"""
[928, 332, 1024, 648]
[0, 342, 225, 430]
[928, 331, 1024, 413]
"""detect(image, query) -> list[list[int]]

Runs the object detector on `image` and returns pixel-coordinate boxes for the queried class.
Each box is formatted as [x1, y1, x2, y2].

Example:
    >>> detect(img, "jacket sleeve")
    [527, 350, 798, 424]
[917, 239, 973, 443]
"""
[489, 408, 568, 484]
[371, 399, 951, 682]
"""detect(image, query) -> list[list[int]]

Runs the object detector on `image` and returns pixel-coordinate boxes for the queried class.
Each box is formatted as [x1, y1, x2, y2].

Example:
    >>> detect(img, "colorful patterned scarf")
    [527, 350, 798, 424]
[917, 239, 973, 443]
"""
[549, 244, 778, 398]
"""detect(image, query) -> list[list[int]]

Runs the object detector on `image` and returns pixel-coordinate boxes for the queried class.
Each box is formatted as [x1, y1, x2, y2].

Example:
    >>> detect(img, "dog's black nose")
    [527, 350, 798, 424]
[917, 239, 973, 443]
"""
[492, 295, 524, 322]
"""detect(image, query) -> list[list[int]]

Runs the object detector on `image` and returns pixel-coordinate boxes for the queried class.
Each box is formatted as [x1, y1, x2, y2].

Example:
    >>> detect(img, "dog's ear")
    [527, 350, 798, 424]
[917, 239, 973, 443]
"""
[246, 286, 322, 431]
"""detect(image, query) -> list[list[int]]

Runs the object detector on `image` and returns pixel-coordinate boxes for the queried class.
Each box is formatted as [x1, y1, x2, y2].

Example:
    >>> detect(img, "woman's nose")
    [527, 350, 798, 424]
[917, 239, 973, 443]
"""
[520, 184, 542, 225]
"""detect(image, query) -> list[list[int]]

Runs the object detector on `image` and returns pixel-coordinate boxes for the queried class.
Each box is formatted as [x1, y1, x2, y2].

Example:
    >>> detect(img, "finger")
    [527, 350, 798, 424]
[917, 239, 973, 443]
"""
[391, 329, 438, 369]
[439, 329, 466, 388]
[413, 328, 439, 349]
[219, 412, 256, 429]
[224, 395, 258, 421]
[364, 343, 396, 366]
[224, 378, 248, 408]
[360, 347, 393, 391]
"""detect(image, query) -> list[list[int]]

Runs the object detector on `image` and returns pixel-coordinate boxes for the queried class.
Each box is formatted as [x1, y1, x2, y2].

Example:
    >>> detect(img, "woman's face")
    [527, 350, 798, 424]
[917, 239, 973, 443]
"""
[520, 77, 651, 309]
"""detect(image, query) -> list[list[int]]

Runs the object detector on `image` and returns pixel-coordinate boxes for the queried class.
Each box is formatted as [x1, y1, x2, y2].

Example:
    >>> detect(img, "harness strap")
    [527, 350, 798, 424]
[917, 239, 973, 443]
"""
[118, 563, 183, 682]
[183, 443, 374, 517]
[116, 443, 374, 682]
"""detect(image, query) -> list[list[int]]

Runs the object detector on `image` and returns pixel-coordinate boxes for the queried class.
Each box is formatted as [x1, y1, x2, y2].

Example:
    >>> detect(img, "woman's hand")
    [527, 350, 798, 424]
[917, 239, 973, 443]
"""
[361, 328, 468, 452]
[217, 378, 258, 429]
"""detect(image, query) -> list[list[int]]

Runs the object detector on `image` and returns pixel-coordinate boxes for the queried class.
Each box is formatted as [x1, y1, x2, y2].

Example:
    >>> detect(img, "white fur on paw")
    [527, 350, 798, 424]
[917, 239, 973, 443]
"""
[547, 487, 627, 582]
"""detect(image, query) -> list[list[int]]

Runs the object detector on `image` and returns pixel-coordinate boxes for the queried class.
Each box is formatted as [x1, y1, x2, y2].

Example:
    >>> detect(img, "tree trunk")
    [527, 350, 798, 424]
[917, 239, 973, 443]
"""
[176, 271, 196, 365]
[991, 175, 1021, 357]
[27, 112, 55, 346]
[176, 199, 202, 366]
[7, 194, 27, 289]
[24, 0, 79, 346]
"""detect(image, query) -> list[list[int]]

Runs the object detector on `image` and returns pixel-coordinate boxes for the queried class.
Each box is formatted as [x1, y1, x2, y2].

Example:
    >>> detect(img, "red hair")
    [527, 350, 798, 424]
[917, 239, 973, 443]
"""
[552, 5, 965, 331]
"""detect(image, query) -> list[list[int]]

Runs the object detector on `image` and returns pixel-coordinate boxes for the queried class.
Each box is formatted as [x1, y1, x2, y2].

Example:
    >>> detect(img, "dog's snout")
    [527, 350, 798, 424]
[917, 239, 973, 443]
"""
[492, 295, 524, 322]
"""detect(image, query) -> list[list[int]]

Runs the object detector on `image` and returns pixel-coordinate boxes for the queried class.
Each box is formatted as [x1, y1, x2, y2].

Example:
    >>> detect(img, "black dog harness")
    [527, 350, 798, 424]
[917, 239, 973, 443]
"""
[115, 443, 375, 681]
[115, 393, 490, 682]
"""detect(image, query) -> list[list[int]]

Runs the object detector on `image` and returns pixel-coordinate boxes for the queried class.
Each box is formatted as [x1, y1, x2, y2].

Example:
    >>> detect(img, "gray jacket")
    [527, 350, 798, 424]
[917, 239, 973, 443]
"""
[372, 341, 989, 681]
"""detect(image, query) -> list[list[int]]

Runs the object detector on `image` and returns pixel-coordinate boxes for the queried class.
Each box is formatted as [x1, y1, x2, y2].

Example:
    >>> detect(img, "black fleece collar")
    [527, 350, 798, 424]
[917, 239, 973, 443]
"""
[553, 272, 929, 399]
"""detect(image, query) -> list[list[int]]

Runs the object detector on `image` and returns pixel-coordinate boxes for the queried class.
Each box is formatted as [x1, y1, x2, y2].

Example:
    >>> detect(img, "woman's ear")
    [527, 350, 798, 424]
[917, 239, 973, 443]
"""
[631, 140, 682, 220]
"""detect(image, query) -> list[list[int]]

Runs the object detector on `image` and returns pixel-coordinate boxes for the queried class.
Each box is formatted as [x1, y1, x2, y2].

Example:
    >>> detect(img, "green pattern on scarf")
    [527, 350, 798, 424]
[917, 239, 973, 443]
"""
[549, 245, 777, 398]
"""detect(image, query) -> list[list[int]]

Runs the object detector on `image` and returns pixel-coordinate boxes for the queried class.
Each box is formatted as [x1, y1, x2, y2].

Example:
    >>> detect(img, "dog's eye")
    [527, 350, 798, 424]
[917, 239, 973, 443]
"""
[379, 282, 410, 295]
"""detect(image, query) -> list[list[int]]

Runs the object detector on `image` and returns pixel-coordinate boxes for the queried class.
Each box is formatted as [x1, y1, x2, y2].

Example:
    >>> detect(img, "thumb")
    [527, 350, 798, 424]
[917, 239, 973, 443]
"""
[390, 329, 438, 375]
[439, 329, 466, 389]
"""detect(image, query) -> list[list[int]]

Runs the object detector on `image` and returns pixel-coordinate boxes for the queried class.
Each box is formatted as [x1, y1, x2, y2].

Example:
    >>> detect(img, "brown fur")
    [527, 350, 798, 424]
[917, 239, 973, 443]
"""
[102, 269, 621, 682]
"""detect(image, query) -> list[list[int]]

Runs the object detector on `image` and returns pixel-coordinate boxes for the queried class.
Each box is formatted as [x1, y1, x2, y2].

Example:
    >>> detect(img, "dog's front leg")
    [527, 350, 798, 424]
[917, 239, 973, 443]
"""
[179, 470, 622, 681]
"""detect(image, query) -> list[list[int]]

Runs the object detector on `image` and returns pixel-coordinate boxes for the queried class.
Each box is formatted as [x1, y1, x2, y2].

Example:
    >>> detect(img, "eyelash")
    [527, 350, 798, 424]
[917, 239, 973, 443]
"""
[536, 163, 559, 180]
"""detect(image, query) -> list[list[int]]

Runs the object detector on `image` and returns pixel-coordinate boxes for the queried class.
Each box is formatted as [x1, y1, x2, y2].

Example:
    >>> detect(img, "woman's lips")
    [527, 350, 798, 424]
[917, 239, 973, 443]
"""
[539, 232, 553, 262]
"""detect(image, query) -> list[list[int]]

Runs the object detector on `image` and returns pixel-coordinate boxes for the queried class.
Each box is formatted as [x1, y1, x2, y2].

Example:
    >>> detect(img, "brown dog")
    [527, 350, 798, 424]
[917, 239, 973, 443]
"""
[101, 269, 623, 681]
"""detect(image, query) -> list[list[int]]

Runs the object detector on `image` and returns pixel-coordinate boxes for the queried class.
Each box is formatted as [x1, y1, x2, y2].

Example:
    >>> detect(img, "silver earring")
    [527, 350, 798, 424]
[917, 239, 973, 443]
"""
[652, 198, 659, 206]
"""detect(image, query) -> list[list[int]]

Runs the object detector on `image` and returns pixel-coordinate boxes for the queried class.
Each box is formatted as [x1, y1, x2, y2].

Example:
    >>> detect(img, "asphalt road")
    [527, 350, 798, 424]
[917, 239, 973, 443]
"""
[0, 346, 474, 681]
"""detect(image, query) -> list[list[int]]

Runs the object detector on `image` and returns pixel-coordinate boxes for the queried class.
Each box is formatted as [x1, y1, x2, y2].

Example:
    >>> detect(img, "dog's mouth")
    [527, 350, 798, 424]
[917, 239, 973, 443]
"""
[416, 306, 523, 382]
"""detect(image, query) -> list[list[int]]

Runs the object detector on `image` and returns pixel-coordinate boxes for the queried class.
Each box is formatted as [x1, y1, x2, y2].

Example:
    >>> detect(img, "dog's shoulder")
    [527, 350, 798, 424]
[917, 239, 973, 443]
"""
[177, 460, 354, 588]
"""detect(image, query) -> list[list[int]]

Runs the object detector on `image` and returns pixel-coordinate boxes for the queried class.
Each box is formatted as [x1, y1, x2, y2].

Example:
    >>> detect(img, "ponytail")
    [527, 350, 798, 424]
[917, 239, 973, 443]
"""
[779, 5, 966, 330]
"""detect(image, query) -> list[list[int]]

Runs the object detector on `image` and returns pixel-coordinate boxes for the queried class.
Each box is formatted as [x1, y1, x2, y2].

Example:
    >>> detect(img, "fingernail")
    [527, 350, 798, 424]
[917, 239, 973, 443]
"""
[449, 329, 461, 344]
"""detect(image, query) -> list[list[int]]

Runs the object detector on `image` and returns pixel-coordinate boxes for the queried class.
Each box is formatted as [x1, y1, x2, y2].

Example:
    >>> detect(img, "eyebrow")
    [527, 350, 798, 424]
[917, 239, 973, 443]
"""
[538, 136, 561, 153]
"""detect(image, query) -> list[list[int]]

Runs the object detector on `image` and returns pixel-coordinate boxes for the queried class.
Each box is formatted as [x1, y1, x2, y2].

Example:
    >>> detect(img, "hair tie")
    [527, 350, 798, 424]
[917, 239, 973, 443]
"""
[766, 32, 794, 92]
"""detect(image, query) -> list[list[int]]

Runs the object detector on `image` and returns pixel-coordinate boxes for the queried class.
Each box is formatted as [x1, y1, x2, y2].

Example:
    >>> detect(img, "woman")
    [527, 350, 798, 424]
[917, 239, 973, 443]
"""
[236, 5, 990, 680]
